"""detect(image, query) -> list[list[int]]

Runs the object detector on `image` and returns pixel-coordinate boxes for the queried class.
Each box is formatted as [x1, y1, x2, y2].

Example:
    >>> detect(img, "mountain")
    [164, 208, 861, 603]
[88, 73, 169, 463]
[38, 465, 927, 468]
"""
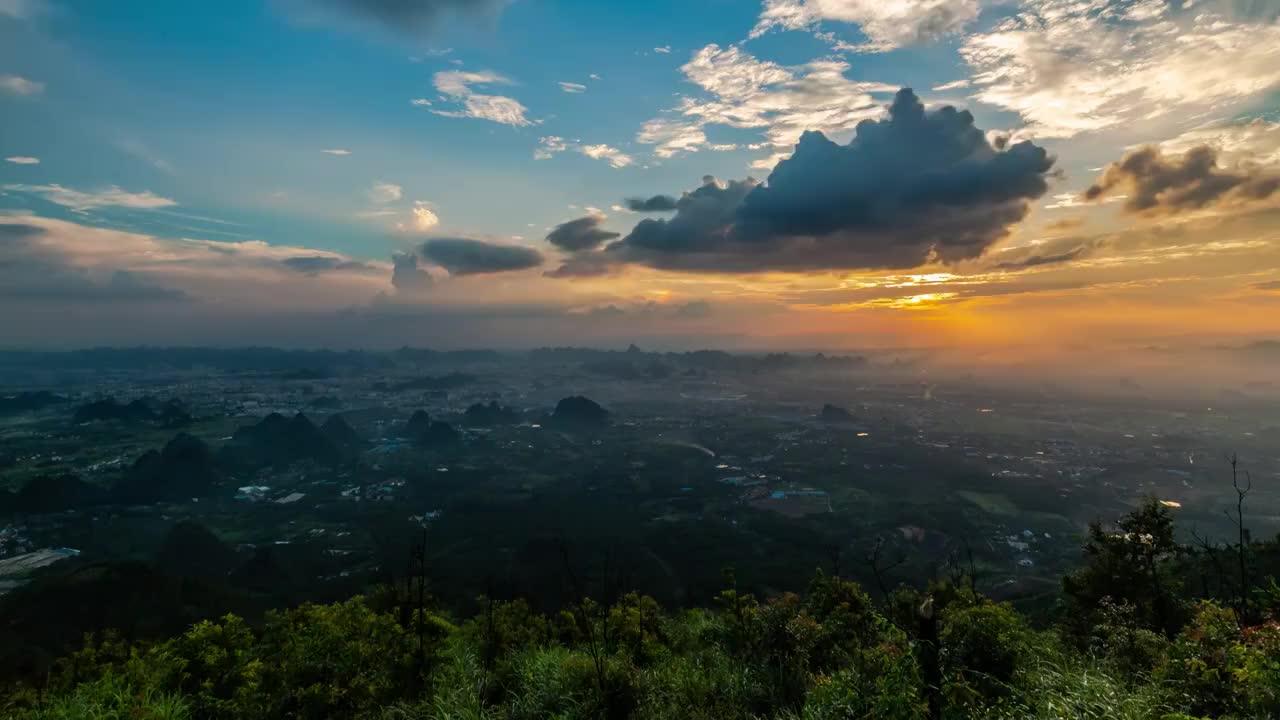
[6, 474, 107, 514]
[72, 396, 191, 428]
[416, 421, 460, 447]
[819, 404, 856, 423]
[115, 433, 221, 504]
[461, 401, 518, 427]
[154, 521, 239, 580]
[402, 410, 430, 436]
[321, 414, 368, 455]
[397, 410, 461, 447]
[218, 413, 341, 469]
[0, 391, 68, 416]
[551, 396, 610, 427]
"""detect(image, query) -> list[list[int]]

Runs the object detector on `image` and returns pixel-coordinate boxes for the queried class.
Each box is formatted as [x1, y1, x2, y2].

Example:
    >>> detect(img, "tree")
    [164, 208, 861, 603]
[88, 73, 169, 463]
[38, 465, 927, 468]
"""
[1062, 497, 1186, 638]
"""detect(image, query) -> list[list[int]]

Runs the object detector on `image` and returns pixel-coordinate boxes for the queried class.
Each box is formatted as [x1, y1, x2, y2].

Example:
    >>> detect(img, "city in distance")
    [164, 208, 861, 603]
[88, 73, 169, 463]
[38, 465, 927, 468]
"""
[2, 0, 1280, 717]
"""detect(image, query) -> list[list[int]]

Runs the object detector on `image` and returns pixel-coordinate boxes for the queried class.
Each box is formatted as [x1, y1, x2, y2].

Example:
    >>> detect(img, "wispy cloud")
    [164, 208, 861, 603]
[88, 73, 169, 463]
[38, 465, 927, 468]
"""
[751, 0, 979, 52]
[3, 184, 177, 211]
[654, 46, 671, 54]
[534, 137, 633, 168]
[637, 43, 894, 166]
[368, 181, 403, 204]
[321, 148, 352, 155]
[4, 156, 39, 165]
[0, 0, 48, 19]
[432, 69, 534, 126]
[558, 81, 586, 94]
[0, 74, 43, 96]
[959, 0, 1280, 137]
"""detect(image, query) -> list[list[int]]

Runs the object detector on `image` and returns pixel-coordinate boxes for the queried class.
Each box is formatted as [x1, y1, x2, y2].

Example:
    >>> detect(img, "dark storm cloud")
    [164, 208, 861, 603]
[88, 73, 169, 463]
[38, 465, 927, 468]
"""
[545, 215, 620, 252]
[419, 237, 543, 275]
[731, 89, 1054, 267]
[1085, 145, 1280, 215]
[624, 194, 679, 212]
[551, 89, 1055, 276]
[281, 255, 370, 274]
[391, 251, 433, 292]
[993, 246, 1090, 270]
[296, 0, 509, 35]
[985, 234, 1109, 271]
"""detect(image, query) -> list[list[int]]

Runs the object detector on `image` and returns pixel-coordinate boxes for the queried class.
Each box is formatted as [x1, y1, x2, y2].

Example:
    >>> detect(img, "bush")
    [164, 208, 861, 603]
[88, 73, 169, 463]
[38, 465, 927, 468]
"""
[940, 602, 1029, 709]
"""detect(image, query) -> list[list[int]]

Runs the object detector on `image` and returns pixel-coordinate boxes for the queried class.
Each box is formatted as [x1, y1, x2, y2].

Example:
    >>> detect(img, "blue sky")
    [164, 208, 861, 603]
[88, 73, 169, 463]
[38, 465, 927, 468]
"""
[2, 0, 1279, 358]
[0, 0, 995, 256]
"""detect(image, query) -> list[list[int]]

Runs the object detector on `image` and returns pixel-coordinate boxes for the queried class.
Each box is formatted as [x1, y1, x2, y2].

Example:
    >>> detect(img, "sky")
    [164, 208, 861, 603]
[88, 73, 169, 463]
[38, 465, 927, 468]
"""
[2, 0, 1279, 367]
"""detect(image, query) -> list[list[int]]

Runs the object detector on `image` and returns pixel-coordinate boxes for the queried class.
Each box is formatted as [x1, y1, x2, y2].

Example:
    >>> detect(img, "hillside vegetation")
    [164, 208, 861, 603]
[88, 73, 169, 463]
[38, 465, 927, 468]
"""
[4, 499, 1280, 720]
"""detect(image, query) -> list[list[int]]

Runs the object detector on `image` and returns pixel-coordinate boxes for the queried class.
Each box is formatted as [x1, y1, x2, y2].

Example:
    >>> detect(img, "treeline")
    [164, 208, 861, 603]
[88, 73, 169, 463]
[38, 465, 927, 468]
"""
[4, 498, 1280, 720]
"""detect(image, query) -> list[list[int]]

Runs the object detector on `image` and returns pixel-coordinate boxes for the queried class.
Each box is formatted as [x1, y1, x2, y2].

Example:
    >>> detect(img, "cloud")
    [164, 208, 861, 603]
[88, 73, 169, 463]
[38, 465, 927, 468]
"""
[654, 46, 671, 54]
[0, 216, 387, 311]
[3, 184, 177, 212]
[933, 79, 970, 92]
[625, 194, 679, 212]
[1159, 118, 1280, 169]
[751, 0, 979, 51]
[561, 89, 1054, 275]
[286, 0, 509, 37]
[5, 156, 39, 165]
[410, 98, 433, 106]
[558, 81, 586, 93]
[391, 251, 434, 293]
[1254, 280, 1280, 292]
[672, 300, 712, 318]
[0, 222, 188, 303]
[1084, 145, 1280, 215]
[636, 43, 895, 166]
[534, 136, 568, 160]
[576, 144, 632, 168]
[369, 181, 403, 204]
[432, 69, 533, 126]
[960, 0, 1280, 138]
[419, 237, 543, 275]
[545, 214, 620, 252]
[534, 136, 632, 168]
[407, 204, 440, 231]
[0, 0, 46, 19]
[281, 256, 371, 274]
[0, 74, 43, 96]
[993, 245, 1092, 270]
[322, 148, 352, 155]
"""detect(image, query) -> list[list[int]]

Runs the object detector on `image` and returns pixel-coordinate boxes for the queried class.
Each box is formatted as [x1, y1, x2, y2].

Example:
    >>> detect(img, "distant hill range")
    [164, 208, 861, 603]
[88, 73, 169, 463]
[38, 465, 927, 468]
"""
[0, 347, 867, 381]
[0, 391, 69, 416]
[73, 396, 192, 428]
[0, 474, 108, 514]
